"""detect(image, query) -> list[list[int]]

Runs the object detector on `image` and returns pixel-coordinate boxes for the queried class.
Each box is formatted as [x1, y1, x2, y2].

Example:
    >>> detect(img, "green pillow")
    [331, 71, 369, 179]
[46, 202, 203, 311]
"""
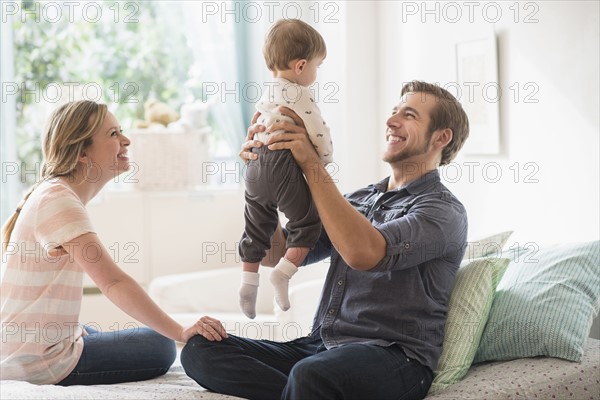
[429, 257, 510, 393]
[474, 240, 600, 363]
[464, 231, 513, 261]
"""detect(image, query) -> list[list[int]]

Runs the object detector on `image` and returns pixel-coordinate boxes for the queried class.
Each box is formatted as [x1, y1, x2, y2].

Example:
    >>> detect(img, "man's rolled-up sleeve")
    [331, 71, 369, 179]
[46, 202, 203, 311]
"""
[371, 193, 467, 272]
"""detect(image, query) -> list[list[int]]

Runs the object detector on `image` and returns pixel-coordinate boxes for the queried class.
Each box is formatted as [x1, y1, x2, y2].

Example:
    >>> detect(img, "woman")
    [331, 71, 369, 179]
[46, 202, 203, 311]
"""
[1, 100, 228, 385]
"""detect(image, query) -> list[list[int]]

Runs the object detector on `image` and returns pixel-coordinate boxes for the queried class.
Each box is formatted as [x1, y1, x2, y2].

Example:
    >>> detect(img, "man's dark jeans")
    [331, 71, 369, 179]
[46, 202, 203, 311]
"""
[181, 331, 432, 400]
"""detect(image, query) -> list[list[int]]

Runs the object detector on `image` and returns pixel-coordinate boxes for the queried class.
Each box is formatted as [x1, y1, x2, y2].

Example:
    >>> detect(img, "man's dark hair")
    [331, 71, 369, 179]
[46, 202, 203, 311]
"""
[401, 81, 470, 165]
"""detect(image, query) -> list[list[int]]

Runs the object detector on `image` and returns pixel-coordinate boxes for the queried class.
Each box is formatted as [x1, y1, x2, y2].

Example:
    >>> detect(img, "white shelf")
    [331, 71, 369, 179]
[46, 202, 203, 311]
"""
[82, 187, 246, 329]
[86, 187, 246, 286]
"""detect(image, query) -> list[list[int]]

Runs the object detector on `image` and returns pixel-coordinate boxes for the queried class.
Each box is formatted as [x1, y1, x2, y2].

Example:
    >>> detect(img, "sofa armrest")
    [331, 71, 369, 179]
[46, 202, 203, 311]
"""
[148, 259, 331, 327]
[149, 266, 276, 314]
[149, 267, 238, 313]
[275, 278, 326, 340]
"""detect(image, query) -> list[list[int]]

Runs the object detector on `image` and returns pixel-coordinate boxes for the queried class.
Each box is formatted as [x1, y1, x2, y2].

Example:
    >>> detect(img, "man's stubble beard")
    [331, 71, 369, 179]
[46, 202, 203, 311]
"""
[382, 133, 433, 164]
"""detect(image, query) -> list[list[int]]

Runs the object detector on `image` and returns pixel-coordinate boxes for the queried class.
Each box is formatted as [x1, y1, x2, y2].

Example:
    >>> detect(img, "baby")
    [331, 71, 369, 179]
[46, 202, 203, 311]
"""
[238, 19, 333, 319]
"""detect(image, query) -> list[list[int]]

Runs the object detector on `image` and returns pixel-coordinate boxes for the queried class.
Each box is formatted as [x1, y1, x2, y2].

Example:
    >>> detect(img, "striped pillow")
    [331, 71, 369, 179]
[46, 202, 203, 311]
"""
[463, 231, 514, 262]
[474, 240, 600, 363]
[429, 257, 510, 393]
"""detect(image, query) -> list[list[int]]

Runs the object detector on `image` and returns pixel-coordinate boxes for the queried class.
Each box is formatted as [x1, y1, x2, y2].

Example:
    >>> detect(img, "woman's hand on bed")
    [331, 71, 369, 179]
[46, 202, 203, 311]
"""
[181, 316, 228, 342]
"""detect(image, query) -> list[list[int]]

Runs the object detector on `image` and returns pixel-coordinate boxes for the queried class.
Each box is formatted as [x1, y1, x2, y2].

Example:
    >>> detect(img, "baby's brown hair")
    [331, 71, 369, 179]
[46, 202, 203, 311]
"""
[263, 19, 327, 71]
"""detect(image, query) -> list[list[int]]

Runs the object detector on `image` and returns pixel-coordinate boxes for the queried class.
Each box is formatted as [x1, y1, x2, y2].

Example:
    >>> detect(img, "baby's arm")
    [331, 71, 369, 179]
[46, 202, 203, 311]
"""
[291, 86, 333, 164]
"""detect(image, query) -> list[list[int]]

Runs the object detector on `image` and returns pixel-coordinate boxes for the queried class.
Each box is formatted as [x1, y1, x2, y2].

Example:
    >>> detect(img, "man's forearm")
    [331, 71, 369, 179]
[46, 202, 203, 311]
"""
[303, 162, 386, 270]
[261, 223, 286, 267]
[260, 122, 385, 269]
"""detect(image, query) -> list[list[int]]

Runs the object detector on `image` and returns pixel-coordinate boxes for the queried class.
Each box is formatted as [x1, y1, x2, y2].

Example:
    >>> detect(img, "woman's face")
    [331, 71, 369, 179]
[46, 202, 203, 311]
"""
[83, 111, 131, 183]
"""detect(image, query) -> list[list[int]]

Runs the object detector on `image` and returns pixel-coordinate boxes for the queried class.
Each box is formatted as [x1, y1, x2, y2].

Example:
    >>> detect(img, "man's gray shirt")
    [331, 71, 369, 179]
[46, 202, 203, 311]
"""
[305, 169, 468, 371]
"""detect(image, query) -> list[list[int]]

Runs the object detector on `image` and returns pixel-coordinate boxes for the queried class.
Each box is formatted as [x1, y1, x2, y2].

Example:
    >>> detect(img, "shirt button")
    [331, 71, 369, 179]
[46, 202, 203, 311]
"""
[337, 280, 343, 286]
[328, 309, 335, 314]
[404, 242, 411, 249]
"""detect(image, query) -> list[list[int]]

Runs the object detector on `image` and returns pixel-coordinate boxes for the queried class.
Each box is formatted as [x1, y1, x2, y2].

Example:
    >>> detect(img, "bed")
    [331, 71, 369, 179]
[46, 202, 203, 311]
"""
[3, 239, 599, 399]
[0, 352, 242, 400]
[1, 338, 598, 399]
[427, 338, 600, 399]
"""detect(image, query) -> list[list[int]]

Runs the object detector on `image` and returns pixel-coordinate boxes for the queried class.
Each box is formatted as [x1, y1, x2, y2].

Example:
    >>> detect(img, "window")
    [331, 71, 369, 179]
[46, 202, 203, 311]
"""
[2, 0, 352, 220]
[2, 0, 251, 199]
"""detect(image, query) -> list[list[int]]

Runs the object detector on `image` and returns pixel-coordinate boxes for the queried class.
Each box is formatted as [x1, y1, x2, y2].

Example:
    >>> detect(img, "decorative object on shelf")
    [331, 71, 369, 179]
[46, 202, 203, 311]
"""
[129, 101, 211, 191]
[180, 102, 211, 130]
[134, 99, 180, 129]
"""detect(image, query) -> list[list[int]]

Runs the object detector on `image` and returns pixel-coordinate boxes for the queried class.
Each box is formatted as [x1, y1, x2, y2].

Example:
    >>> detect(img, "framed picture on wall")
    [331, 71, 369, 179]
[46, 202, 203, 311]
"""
[456, 36, 500, 155]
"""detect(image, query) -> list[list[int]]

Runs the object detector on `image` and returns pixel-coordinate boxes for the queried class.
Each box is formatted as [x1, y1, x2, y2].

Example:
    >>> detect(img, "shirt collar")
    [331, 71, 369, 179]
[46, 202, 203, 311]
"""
[372, 170, 441, 195]
[274, 77, 294, 85]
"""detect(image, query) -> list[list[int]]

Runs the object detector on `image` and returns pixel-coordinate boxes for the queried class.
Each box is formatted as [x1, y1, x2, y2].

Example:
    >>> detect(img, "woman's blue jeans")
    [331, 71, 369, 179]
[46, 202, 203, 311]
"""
[57, 325, 176, 386]
[181, 330, 432, 400]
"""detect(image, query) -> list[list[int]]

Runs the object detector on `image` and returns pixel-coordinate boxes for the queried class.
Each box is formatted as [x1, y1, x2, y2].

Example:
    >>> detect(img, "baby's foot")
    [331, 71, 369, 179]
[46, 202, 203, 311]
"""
[239, 272, 260, 319]
[270, 258, 298, 311]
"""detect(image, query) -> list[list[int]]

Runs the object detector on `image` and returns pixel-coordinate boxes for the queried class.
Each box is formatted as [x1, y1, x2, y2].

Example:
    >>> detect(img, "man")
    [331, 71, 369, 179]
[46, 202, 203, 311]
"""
[182, 81, 470, 400]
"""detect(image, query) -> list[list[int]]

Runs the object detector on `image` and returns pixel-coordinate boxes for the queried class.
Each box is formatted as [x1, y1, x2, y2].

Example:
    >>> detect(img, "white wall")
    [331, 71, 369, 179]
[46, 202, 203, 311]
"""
[79, 1, 600, 329]
[83, 189, 246, 329]
[86, 189, 246, 284]
[371, 1, 599, 246]
[82, 1, 600, 278]
[296, 2, 382, 194]
[116, 1, 598, 270]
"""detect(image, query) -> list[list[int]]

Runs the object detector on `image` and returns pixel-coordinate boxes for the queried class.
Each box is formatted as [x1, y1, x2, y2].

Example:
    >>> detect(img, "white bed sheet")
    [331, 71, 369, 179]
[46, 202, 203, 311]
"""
[3, 340, 599, 400]
[427, 338, 600, 399]
[1, 356, 244, 400]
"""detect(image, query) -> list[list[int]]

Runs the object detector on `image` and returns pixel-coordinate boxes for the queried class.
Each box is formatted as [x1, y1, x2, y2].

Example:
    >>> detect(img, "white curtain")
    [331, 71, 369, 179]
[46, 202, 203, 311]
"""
[1, 14, 19, 224]
[181, 1, 253, 157]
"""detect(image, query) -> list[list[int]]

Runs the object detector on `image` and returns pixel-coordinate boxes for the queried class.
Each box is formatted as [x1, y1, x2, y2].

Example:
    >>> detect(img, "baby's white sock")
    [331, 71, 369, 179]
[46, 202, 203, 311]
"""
[239, 271, 260, 319]
[270, 258, 299, 311]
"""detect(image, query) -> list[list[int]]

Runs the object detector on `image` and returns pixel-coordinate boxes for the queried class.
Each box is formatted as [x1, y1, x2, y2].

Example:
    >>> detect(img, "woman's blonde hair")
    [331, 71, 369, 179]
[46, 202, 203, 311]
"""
[2, 100, 107, 253]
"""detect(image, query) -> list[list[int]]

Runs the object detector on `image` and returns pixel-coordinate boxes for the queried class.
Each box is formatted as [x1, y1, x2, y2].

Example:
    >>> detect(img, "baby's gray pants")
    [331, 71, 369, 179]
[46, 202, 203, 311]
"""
[239, 147, 321, 263]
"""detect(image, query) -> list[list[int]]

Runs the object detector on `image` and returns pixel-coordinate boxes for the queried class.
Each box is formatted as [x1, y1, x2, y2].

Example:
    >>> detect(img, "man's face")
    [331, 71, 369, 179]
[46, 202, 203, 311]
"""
[382, 91, 437, 164]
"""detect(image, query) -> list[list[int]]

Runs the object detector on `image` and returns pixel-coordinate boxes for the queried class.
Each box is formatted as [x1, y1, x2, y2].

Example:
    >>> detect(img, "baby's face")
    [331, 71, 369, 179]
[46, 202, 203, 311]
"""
[296, 56, 324, 87]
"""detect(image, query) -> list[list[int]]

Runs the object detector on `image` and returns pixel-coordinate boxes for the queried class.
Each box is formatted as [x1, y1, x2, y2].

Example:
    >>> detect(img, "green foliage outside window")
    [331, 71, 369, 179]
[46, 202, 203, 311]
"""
[12, 0, 203, 184]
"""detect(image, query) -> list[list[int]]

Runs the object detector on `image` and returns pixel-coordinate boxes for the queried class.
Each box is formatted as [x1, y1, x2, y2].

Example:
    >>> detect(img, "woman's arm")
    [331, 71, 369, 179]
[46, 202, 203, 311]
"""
[262, 108, 387, 270]
[64, 233, 227, 342]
